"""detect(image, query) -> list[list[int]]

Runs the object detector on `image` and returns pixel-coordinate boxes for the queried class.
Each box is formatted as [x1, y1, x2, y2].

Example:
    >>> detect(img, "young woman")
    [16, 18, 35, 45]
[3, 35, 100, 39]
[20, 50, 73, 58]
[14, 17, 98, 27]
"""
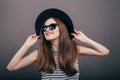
[7, 8, 109, 80]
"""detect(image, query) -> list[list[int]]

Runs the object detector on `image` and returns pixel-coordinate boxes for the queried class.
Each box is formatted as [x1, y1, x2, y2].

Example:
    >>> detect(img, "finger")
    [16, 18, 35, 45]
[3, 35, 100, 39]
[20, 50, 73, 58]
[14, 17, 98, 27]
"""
[31, 35, 36, 38]
[29, 34, 35, 38]
[74, 29, 78, 33]
[78, 31, 84, 35]
[74, 29, 81, 34]
[71, 33, 76, 38]
[37, 36, 40, 39]
[31, 34, 36, 36]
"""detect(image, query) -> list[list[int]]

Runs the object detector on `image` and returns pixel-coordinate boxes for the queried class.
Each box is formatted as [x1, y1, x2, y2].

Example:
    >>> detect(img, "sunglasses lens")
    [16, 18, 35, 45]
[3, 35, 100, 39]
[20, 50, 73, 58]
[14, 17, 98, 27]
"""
[42, 26, 47, 32]
[49, 24, 57, 30]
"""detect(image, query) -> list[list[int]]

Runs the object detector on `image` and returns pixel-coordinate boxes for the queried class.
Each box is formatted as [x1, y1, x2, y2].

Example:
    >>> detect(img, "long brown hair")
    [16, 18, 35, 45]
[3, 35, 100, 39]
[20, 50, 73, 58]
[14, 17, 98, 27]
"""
[35, 17, 78, 76]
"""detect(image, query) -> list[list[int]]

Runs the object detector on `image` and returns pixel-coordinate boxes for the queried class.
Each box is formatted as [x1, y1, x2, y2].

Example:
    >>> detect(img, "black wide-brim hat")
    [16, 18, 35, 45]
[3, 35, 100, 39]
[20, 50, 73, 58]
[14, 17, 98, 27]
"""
[35, 8, 74, 39]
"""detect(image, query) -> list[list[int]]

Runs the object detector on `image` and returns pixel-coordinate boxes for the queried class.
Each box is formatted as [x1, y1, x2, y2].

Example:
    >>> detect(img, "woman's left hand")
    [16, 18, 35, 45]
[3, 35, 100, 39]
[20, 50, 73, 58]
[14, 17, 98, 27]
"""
[72, 29, 110, 56]
[71, 29, 89, 42]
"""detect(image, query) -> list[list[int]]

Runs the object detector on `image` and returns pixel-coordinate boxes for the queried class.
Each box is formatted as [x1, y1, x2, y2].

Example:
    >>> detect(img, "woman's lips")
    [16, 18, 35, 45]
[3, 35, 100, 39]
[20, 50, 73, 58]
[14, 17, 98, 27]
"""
[45, 31, 53, 36]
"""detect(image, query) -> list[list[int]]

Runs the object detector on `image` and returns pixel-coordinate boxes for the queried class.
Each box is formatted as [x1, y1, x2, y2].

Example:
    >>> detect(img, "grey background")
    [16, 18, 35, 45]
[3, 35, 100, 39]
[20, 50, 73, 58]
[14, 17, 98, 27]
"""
[0, 0, 120, 80]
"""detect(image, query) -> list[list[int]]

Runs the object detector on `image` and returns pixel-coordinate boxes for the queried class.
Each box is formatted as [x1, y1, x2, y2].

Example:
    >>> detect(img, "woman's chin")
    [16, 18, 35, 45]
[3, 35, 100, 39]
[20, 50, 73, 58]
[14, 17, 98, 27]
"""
[45, 37, 58, 41]
[45, 37, 54, 41]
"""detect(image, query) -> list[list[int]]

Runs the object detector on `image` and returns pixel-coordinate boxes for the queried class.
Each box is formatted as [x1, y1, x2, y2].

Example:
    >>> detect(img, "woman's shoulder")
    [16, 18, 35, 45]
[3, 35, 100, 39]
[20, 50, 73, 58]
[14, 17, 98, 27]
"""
[75, 44, 81, 55]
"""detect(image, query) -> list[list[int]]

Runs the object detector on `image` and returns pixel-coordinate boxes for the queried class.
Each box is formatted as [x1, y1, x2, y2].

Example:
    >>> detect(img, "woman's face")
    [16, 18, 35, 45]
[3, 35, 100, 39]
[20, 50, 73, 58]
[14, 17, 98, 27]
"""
[43, 18, 60, 41]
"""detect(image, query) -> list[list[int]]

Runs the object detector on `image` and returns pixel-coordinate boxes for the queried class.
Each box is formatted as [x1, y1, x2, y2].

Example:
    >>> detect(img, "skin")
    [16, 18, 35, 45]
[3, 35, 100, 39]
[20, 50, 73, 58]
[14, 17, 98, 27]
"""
[7, 18, 110, 71]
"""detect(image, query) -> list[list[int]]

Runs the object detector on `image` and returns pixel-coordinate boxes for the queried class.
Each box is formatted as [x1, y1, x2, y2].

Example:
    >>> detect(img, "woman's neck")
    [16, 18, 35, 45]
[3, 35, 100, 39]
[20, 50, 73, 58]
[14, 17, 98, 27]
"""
[50, 39, 59, 49]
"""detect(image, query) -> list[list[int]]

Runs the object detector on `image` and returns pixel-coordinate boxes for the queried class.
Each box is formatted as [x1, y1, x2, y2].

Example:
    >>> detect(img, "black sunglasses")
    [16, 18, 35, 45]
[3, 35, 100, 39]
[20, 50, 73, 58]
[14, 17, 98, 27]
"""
[41, 23, 58, 32]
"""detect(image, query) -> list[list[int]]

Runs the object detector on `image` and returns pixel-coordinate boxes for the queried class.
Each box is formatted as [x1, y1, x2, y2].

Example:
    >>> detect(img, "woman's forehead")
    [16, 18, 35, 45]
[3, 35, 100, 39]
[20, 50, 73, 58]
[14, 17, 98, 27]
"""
[44, 18, 57, 26]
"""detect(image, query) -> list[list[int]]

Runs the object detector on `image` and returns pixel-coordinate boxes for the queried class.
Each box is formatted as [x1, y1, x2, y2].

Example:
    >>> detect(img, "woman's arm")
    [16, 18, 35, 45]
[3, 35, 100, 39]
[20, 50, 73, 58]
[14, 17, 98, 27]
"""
[7, 34, 39, 71]
[72, 30, 110, 56]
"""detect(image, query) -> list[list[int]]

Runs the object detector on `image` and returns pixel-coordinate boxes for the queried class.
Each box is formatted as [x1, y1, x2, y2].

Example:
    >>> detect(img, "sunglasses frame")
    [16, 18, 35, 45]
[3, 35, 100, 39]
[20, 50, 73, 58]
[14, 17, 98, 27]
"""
[41, 23, 58, 32]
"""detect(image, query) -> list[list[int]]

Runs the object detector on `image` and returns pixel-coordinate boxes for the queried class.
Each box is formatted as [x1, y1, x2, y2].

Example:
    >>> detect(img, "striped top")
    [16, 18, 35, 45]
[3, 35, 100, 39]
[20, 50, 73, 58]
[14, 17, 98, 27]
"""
[41, 50, 80, 80]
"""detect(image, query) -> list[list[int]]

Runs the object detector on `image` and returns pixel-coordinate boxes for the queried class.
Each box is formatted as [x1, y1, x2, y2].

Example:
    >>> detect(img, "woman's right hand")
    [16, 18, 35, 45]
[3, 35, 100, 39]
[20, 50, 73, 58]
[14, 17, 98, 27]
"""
[24, 34, 39, 47]
[7, 34, 39, 71]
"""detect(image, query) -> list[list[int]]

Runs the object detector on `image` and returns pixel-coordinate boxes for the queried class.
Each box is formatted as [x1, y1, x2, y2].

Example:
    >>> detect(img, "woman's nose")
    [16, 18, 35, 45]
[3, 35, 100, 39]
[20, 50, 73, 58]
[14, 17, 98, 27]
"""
[46, 27, 50, 31]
